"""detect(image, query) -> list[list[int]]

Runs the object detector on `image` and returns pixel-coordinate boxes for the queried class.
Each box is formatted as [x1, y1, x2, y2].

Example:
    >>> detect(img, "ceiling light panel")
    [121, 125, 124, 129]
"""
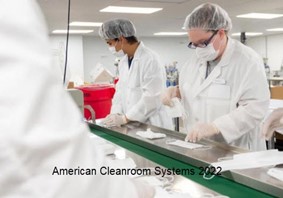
[237, 13, 283, 19]
[52, 30, 94, 34]
[70, 22, 102, 27]
[124, 0, 188, 3]
[154, 32, 187, 36]
[266, 28, 283, 31]
[100, 6, 162, 14]
[231, 32, 263, 36]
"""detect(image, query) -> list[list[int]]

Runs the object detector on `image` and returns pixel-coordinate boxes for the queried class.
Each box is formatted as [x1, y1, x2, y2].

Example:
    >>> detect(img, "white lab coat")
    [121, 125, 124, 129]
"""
[0, 1, 143, 197]
[111, 42, 173, 129]
[179, 38, 270, 151]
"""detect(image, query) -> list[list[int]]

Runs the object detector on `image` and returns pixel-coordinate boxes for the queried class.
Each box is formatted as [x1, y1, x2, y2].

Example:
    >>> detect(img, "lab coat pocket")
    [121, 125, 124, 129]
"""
[208, 84, 230, 99]
[207, 84, 231, 120]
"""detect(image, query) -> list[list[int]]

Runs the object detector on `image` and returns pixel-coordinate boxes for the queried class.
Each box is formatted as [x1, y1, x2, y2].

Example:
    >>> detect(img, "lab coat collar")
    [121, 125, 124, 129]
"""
[130, 41, 145, 60]
[216, 37, 234, 68]
[194, 65, 221, 97]
[120, 41, 144, 64]
[193, 38, 234, 97]
[119, 42, 144, 75]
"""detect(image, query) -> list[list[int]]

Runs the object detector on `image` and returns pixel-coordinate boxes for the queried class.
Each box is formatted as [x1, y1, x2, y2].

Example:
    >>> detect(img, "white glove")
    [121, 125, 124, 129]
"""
[185, 123, 219, 143]
[160, 86, 180, 107]
[262, 108, 283, 139]
[102, 114, 127, 127]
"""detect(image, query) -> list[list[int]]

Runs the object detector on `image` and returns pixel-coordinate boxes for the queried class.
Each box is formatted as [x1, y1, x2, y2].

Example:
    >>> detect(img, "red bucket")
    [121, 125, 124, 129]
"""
[76, 84, 115, 120]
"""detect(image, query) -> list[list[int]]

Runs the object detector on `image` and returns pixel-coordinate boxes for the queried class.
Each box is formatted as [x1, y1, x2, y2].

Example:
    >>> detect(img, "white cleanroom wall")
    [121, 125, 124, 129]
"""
[83, 36, 117, 83]
[265, 34, 283, 71]
[49, 33, 283, 83]
[82, 36, 194, 83]
[247, 34, 283, 71]
[49, 35, 84, 85]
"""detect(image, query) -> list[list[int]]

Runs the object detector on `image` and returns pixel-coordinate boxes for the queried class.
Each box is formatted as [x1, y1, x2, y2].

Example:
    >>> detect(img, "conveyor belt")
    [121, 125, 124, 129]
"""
[90, 133, 223, 196]
[89, 122, 282, 197]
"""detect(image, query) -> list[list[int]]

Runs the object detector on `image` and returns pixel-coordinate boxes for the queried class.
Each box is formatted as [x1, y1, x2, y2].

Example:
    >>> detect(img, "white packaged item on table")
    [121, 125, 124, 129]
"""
[267, 168, 283, 182]
[135, 176, 164, 187]
[210, 149, 283, 173]
[99, 144, 116, 155]
[154, 187, 193, 198]
[167, 140, 204, 149]
[136, 128, 166, 139]
[105, 157, 136, 169]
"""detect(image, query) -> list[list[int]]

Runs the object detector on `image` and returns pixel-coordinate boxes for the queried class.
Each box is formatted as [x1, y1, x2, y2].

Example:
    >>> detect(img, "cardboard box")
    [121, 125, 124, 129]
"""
[67, 81, 74, 89]
[90, 63, 114, 83]
[271, 86, 283, 99]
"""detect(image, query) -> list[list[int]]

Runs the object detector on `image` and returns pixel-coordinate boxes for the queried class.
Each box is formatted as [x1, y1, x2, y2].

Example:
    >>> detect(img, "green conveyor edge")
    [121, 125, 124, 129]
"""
[89, 125, 275, 198]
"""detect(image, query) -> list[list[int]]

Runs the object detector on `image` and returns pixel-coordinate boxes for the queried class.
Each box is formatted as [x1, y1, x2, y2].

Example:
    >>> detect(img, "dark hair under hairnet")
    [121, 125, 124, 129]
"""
[99, 19, 136, 40]
[184, 3, 232, 32]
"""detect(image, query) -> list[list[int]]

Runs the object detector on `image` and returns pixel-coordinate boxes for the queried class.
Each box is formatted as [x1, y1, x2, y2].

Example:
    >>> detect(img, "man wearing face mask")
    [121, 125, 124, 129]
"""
[99, 19, 173, 129]
[161, 3, 270, 151]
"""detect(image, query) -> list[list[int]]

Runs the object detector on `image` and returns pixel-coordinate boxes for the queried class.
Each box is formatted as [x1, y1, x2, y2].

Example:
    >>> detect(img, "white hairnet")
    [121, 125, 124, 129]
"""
[184, 3, 232, 32]
[99, 19, 136, 39]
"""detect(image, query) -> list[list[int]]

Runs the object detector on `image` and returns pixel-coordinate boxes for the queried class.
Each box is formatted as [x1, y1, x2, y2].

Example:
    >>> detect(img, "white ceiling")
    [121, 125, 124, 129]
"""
[37, 0, 283, 37]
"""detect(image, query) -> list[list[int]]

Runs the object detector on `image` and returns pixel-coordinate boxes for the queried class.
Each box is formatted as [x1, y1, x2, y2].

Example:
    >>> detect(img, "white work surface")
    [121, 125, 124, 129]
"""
[269, 99, 283, 110]
[268, 77, 283, 81]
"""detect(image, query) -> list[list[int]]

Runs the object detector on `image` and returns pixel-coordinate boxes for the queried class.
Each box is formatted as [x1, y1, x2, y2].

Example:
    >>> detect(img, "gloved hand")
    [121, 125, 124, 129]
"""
[262, 108, 283, 139]
[102, 114, 128, 127]
[160, 86, 180, 107]
[185, 123, 219, 143]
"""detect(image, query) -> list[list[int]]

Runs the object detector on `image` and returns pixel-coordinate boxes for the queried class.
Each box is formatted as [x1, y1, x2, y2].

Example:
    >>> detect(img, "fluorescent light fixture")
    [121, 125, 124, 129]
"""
[237, 13, 283, 19]
[70, 22, 102, 27]
[266, 28, 283, 32]
[154, 32, 187, 36]
[52, 30, 94, 34]
[231, 32, 263, 36]
[100, 6, 162, 14]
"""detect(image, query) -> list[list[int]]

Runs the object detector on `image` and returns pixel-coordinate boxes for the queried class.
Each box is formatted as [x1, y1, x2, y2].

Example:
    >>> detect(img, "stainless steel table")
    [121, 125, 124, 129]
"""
[90, 133, 223, 197]
[89, 121, 283, 197]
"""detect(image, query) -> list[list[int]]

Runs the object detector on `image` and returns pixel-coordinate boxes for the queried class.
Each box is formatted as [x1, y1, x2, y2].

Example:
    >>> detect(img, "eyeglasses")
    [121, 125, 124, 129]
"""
[187, 30, 218, 49]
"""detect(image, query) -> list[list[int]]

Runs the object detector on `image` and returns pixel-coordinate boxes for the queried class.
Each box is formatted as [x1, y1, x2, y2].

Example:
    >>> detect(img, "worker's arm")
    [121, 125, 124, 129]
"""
[213, 59, 270, 144]
[126, 58, 164, 122]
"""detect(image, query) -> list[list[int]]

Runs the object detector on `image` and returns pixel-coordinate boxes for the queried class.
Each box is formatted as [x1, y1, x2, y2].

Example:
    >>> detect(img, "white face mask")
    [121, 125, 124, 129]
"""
[108, 41, 125, 57]
[195, 42, 219, 61]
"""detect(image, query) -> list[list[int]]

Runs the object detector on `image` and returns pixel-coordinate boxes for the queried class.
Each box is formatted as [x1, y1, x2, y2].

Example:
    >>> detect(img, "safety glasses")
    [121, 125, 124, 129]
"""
[187, 30, 218, 49]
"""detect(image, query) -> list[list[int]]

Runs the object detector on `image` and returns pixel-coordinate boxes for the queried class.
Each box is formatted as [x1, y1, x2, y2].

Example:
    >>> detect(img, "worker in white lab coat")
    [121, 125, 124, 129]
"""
[0, 1, 154, 197]
[99, 19, 173, 129]
[161, 3, 270, 151]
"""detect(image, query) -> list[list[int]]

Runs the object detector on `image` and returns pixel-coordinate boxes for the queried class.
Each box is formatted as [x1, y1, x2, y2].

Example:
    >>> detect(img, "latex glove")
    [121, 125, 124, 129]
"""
[102, 114, 127, 127]
[262, 108, 283, 139]
[185, 123, 219, 143]
[160, 86, 180, 107]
